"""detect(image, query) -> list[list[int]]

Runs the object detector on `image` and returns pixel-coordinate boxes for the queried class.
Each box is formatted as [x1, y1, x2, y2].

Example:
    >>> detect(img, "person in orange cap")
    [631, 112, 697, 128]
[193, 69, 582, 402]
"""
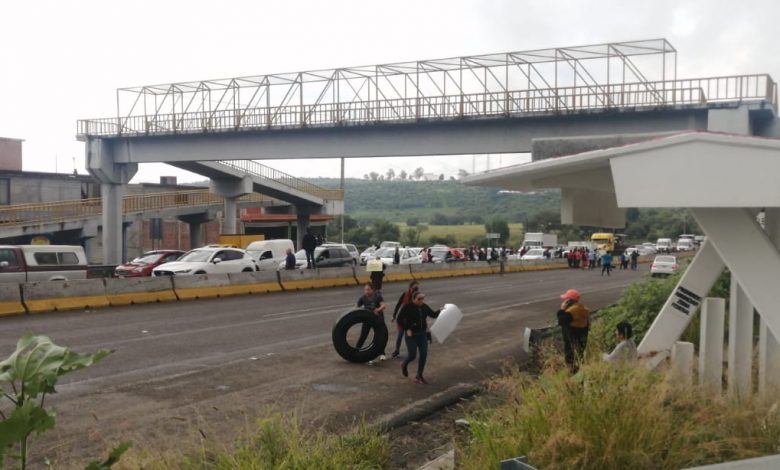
[557, 289, 591, 371]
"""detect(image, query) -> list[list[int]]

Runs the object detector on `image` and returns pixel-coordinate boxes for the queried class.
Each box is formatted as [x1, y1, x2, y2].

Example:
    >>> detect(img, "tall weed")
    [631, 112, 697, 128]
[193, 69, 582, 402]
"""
[457, 362, 780, 470]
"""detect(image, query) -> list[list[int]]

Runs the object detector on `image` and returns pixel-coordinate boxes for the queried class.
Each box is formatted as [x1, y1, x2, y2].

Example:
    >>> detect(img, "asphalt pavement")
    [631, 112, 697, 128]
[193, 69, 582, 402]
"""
[0, 263, 649, 467]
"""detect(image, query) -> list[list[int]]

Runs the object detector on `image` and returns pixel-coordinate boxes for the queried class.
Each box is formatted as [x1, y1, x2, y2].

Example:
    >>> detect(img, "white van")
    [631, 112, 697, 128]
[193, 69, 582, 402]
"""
[656, 238, 673, 253]
[676, 238, 694, 251]
[0, 245, 88, 283]
[246, 239, 295, 271]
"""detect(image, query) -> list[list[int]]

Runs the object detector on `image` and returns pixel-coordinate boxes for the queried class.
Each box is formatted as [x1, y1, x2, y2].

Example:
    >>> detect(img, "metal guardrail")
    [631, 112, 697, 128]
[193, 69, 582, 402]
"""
[77, 75, 776, 138]
[0, 190, 271, 228]
[217, 160, 344, 201]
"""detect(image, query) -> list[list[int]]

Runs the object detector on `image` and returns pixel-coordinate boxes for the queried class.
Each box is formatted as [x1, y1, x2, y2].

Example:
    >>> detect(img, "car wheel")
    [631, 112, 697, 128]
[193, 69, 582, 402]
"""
[194, 271, 206, 275]
[242, 268, 254, 273]
[332, 309, 389, 363]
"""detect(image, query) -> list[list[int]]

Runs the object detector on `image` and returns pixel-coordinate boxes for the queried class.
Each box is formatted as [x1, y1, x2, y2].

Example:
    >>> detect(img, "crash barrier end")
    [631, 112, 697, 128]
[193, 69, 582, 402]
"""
[22, 279, 109, 313]
[0, 284, 25, 316]
[105, 276, 177, 306]
[280, 267, 357, 290]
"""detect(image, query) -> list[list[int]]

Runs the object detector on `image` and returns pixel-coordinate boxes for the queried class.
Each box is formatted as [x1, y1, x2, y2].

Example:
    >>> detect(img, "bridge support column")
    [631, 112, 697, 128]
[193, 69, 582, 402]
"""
[728, 282, 753, 399]
[179, 212, 212, 250]
[210, 177, 252, 235]
[86, 139, 137, 265]
[296, 207, 310, 251]
[101, 183, 124, 264]
[760, 208, 780, 395]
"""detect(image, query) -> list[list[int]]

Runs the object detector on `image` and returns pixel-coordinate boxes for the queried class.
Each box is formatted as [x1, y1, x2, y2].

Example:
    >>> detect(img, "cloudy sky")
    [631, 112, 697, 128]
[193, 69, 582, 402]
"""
[1, 0, 778, 183]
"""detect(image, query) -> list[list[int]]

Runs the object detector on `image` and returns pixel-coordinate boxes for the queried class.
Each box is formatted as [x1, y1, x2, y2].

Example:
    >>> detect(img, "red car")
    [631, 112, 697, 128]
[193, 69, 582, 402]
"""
[114, 250, 185, 277]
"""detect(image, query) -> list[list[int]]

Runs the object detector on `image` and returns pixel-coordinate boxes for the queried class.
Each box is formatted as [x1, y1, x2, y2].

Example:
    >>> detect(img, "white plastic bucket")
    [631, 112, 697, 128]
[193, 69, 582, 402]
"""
[430, 303, 463, 344]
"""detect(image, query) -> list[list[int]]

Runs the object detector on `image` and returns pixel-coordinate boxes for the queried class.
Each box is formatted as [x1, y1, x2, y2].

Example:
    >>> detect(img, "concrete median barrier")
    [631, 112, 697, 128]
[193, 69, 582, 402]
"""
[172, 273, 234, 300]
[22, 279, 109, 313]
[105, 276, 177, 306]
[355, 264, 413, 285]
[0, 284, 26, 316]
[280, 267, 357, 290]
[410, 262, 461, 280]
[226, 271, 283, 295]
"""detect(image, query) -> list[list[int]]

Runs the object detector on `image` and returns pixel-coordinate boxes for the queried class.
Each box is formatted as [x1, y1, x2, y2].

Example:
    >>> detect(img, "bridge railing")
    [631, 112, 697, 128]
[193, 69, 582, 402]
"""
[0, 190, 271, 227]
[78, 74, 776, 138]
[217, 160, 344, 201]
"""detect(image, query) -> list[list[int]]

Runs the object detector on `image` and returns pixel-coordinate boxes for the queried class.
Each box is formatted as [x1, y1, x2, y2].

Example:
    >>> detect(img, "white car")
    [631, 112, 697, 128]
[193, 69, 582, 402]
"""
[375, 247, 422, 265]
[152, 247, 257, 276]
[650, 255, 678, 277]
[520, 248, 546, 260]
[359, 246, 376, 265]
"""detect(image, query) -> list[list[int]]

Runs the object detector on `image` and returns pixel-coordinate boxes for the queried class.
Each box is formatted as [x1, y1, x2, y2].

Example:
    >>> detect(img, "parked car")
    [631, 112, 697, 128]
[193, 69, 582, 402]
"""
[429, 245, 463, 263]
[152, 246, 257, 276]
[246, 239, 295, 271]
[359, 246, 377, 265]
[115, 250, 184, 277]
[320, 243, 359, 265]
[0, 245, 88, 282]
[641, 242, 657, 254]
[520, 248, 546, 260]
[650, 255, 678, 277]
[280, 246, 355, 270]
[376, 247, 422, 265]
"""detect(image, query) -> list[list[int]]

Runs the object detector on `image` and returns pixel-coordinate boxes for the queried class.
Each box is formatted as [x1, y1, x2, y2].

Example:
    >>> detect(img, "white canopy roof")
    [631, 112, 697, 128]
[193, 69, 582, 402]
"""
[464, 132, 780, 227]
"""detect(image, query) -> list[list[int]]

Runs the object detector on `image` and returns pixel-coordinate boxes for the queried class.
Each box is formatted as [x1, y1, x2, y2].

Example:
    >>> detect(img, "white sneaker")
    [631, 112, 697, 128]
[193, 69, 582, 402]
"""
[378, 354, 387, 361]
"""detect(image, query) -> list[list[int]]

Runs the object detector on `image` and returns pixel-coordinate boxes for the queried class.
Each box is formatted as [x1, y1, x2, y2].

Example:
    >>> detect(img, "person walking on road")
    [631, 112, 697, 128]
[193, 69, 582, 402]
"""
[630, 249, 639, 271]
[356, 283, 387, 361]
[397, 291, 440, 384]
[391, 280, 419, 358]
[369, 255, 386, 292]
[302, 229, 317, 269]
[557, 289, 590, 371]
[601, 252, 613, 276]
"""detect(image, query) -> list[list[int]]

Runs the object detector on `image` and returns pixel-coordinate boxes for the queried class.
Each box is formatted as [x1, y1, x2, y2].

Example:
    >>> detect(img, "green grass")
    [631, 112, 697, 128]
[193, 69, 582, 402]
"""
[395, 223, 525, 247]
[456, 358, 780, 470]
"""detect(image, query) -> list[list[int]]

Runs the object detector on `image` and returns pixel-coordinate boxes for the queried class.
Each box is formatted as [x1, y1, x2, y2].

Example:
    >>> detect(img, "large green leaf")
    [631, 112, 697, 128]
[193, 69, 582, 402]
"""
[0, 402, 55, 466]
[0, 335, 112, 400]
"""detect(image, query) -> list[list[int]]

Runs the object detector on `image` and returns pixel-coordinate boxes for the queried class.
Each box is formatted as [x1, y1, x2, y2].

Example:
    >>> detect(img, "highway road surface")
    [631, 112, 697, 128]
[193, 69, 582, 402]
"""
[0, 264, 649, 467]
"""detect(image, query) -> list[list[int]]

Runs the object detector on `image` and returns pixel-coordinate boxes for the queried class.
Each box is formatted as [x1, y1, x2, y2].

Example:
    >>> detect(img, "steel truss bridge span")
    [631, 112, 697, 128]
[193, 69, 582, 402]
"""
[78, 39, 776, 139]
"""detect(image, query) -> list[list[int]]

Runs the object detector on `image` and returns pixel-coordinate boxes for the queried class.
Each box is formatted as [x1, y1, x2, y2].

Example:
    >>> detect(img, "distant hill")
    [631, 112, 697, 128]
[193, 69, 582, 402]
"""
[309, 178, 560, 223]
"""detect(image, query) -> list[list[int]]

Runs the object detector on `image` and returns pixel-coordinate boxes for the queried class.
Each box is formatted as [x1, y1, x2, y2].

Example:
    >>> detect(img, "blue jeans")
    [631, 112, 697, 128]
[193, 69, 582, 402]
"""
[392, 327, 404, 355]
[403, 333, 429, 379]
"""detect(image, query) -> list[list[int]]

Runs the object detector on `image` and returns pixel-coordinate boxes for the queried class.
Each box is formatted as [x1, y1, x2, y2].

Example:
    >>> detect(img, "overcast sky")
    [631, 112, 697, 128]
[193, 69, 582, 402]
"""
[1, 0, 778, 184]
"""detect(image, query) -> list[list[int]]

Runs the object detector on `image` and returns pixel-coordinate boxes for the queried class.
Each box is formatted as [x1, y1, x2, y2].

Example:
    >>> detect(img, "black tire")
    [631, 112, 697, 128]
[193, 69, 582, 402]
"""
[332, 309, 388, 363]
[242, 268, 254, 272]
[194, 271, 206, 275]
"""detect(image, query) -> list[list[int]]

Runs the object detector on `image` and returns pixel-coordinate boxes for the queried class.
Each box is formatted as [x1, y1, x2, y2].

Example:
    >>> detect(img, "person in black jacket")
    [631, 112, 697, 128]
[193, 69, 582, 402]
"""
[396, 291, 440, 384]
[302, 229, 317, 269]
[391, 280, 419, 358]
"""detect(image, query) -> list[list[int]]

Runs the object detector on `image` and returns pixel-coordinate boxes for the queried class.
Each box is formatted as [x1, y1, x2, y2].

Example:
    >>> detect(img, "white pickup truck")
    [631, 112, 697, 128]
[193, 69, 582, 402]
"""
[0, 245, 88, 282]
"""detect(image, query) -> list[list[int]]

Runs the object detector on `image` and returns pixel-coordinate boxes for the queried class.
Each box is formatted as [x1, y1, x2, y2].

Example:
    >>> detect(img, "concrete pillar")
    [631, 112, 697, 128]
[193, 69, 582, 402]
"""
[210, 177, 252, 236]
[189, 222, 203, 249]
[760, 208, 780, 395]
[671, 341, 694, 387]
[296, 208, 311, 251]
[700, 298, 725, 395]
[728, 282, 753, 399]
[224, 197, 238, 235]
[101, 183, 124, 265]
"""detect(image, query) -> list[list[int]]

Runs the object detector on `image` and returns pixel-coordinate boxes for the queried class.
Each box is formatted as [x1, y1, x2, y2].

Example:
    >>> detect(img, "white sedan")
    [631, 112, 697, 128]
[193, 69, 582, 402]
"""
[650, 255, 678, 277]
[520, 248, 546, 260]
[376, 247, 422, 265]
[152, 247, 257, 276]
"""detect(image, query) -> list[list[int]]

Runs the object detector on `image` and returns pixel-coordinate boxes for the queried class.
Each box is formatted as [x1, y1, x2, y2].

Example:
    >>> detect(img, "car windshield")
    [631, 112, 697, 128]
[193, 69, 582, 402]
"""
[656, 256, 676, 263]
[131, 253, 164, 265]
[525, 249, 544, 256]
[177, 250, 213, 263]
[374, 247, 395, 257]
